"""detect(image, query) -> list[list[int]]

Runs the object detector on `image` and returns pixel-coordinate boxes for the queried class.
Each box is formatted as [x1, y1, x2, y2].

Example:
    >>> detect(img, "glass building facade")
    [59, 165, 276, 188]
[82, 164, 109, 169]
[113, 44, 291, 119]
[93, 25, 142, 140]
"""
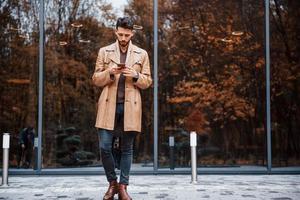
[0, 0, 299, 174]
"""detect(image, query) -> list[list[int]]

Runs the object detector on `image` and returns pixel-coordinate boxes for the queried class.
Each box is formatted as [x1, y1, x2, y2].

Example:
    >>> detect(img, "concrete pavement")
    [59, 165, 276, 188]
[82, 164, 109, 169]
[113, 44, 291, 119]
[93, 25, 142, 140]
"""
[0, 175, 300, 199]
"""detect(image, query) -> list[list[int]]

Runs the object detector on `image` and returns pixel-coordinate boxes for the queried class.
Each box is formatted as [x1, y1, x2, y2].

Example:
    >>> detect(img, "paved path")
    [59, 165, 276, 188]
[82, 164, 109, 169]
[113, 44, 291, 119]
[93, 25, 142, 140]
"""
[0, 175, 300, 199]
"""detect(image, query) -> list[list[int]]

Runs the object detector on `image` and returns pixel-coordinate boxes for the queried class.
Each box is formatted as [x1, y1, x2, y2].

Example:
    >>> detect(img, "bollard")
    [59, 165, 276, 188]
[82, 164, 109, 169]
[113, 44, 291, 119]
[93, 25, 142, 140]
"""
[2, 133, 10, 186]
[190, 131, 197, 184]
[169, 136, 175, 170]
[34, 137, 38, 170]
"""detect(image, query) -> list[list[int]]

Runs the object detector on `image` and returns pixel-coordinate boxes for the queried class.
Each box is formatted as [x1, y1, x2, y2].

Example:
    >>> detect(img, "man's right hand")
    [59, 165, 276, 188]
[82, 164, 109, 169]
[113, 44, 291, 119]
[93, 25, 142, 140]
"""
[21, 144, 25, 149]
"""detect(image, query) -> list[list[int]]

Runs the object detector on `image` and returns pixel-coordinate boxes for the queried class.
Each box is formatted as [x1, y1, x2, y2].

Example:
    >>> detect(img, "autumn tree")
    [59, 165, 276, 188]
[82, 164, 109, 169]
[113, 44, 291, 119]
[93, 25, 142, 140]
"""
[158, 0, 266, 165]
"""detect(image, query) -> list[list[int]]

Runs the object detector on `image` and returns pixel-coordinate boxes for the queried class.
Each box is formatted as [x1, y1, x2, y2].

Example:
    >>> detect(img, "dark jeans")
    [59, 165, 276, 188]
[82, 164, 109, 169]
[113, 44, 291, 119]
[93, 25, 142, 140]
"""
[98, 103, 137, 185]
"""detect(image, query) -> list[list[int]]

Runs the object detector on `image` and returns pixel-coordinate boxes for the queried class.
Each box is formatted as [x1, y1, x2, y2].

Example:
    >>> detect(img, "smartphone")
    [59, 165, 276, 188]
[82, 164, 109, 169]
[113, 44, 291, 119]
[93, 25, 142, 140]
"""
[117, 63, 126, 69]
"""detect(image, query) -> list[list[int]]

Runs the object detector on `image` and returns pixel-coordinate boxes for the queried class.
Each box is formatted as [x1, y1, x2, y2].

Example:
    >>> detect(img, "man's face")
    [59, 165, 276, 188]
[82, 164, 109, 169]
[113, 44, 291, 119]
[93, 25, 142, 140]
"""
[115, 27, 134, 48]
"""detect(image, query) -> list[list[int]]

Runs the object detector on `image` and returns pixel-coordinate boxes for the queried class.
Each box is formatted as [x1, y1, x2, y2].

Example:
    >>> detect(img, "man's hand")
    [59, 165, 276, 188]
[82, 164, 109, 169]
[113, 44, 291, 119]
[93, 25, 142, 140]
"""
[109, 66, 123, 75]
[122, 67, 139, 78]
[21, 144, 25, 149]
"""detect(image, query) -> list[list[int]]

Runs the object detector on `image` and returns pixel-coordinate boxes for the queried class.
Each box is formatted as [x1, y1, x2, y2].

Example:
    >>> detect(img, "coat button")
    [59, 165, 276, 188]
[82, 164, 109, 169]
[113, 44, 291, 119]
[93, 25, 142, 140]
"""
[134, 101, 137, 104]
[106, 99, 108, 102]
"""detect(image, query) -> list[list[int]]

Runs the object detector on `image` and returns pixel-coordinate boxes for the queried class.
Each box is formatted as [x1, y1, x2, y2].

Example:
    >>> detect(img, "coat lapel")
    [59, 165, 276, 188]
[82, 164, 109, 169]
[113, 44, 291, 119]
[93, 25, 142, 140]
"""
[109, 40, 136, 67]
[125, 41, 134, 67]
[114, 40, 121, 63]
[105, 41, 120, 64]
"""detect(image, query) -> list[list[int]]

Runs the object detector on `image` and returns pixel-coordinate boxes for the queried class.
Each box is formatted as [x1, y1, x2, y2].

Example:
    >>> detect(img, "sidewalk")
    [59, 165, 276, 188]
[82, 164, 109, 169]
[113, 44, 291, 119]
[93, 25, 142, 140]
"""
[0, 175, 299, 199]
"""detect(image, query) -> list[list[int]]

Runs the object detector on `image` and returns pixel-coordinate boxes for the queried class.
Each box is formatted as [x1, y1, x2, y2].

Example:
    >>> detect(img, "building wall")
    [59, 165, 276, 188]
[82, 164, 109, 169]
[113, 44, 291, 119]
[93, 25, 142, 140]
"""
[0, 0, 299, 173]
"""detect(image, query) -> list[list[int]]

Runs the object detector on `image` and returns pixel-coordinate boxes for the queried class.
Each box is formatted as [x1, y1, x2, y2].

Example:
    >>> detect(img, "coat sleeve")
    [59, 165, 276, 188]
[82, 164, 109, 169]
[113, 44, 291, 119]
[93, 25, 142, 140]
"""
[92, 48, 114, 87]
[133, 51, 152, 90]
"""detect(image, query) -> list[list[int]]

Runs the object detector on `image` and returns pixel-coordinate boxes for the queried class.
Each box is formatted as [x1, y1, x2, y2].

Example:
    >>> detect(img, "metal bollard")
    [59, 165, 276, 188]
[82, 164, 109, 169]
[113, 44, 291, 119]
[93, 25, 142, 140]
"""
[34, 137, 39, 170]
[190, 131, 197, 184]
[2, 133, 10, 186]
[169, 136, 175, 170]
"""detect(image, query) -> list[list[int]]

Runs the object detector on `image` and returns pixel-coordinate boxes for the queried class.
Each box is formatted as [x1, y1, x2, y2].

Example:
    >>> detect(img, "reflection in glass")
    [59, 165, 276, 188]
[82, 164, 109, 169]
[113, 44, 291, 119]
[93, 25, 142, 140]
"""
[43, 0, 153, 169]
[270, 0, 300, 167]
[0, 1, 39, 169]
[158, 0, 266, 168]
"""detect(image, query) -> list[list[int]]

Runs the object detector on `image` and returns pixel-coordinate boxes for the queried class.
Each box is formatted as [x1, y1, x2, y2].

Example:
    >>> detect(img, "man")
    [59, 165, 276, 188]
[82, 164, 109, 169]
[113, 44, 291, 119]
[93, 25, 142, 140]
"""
[92, 17, 152, 200]
[17, 126, 35, 168]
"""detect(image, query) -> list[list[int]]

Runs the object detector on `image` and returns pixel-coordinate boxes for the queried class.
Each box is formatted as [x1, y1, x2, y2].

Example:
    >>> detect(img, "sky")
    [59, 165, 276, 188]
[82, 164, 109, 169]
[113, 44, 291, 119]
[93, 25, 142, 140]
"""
[107, 0, 128, 17]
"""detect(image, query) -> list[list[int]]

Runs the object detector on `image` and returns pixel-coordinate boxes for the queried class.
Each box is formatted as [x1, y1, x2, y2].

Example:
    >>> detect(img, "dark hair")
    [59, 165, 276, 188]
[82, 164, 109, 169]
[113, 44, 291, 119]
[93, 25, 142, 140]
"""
[116, 17, 134, 30]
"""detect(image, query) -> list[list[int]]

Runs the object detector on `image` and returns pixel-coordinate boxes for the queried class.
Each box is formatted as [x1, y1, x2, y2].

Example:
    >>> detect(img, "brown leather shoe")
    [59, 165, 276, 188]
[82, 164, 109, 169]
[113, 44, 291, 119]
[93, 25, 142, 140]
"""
[103, 180, 119, 200]
[118, 184, 132, 200]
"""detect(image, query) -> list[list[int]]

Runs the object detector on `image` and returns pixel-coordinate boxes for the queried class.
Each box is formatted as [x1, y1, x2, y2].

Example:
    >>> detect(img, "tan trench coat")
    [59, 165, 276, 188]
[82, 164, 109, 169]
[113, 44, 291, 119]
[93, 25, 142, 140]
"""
[92, 41, 152, 132]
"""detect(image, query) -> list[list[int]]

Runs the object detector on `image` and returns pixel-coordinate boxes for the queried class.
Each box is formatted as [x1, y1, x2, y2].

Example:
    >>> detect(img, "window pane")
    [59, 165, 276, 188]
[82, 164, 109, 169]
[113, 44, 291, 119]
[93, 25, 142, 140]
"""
[270, 0, 300, 167]
[124, 1, 154, 170]
[43, 0, 153, 169]
[0, 0, 39, 169]
[158, 0, 266, 168]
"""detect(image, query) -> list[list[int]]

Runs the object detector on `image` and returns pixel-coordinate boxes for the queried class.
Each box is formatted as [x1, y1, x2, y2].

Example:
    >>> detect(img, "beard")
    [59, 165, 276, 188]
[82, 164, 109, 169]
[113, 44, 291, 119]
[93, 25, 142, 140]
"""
[118, 40, 129, 48]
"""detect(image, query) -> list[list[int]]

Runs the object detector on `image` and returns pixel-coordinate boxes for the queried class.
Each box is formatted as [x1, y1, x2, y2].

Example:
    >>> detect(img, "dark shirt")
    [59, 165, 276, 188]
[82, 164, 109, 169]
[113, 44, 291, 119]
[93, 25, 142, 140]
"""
[116, 51, 127, 103]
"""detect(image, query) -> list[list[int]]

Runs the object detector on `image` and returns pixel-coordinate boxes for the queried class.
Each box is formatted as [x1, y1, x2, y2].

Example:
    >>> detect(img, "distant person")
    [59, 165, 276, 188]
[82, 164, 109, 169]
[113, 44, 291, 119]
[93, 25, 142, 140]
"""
[17, 126, 35, 168]
[92, 17, 152, 200]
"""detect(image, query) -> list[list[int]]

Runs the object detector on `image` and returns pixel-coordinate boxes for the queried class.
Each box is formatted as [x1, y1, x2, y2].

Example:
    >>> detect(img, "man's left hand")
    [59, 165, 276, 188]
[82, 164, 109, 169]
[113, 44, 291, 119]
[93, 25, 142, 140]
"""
[122, 67, 139, 79]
